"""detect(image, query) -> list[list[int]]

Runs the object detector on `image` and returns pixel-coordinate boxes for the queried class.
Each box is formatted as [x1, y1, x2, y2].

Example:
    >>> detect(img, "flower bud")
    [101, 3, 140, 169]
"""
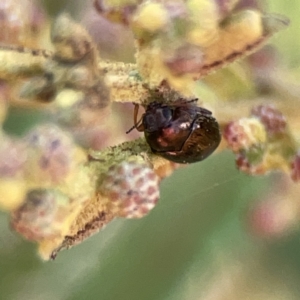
[51, 14, 94, 62]
[224, 118, 266, 152]
[101, 158, 160, 218]
[23, 125, 81, 184]
[11, 188, 70, 241]
[251, 105, 287, 137]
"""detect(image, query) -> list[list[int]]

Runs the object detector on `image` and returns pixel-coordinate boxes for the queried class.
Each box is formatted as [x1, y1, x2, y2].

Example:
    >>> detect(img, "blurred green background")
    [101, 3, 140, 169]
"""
[1, 1, 300, 300]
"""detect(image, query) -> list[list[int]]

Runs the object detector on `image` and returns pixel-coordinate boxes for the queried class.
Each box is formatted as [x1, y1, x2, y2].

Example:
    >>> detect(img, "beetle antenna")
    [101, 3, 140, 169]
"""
[126, 116, 144, 134]
[186, 98, 198, 104]
[126, 103, 145, 134]
[126, 125, 136, 134]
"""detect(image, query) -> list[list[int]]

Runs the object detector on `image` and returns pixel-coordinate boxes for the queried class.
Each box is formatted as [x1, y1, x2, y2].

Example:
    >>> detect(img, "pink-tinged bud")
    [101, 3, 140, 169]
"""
[291, 151, 300, 182]
[224, 118, 266, 152]
[0, 0, 46, 46]
[101, 159, 160, 218]
[23, 125, 77, 184]
[0, 136, 27, 177]
[251, 105, 287, 137]
[51, 14, 94, 62]
[247, 198, 298, 238]
[235, 152, 265, 175]
[11, 188, 70, 241]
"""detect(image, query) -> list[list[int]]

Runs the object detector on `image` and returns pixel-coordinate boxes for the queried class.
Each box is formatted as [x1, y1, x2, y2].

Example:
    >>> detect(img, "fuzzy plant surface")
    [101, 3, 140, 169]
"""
[2, 1, 300, 299]
[0, 0, 299, 267]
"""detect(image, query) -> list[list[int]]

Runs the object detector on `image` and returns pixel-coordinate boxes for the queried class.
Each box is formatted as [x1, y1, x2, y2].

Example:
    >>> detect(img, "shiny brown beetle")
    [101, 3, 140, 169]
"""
[128, 100, 221, 164]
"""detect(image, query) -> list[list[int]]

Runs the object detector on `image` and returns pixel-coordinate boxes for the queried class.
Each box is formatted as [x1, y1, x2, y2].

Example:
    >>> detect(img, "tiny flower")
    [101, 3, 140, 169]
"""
[54, 87, 111, 130]
[225, 106, 296, 175]
[23, 125, 84, 184]
[235, 150, 265, 175]
[251, 105, 287, 137]
[0, 0, 46, 46]
[51, 14, 94, 62]
[224, 117, 266, 152]
[101, 158, 160, 218]
[0, 135, 27, 177]
[11, 188, 70, 241]
[0, 134, 28, 211]
[0, 178, 27, 211]
[291, 151, 300, 182]
[132, 2, 169, 34]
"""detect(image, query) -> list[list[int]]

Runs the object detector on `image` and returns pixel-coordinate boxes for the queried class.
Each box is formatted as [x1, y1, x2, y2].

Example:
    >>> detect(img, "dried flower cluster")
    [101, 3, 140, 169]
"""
[223, 104, 296, 176]
[102, 158, 160, 218]
[0, 0, 295, 259]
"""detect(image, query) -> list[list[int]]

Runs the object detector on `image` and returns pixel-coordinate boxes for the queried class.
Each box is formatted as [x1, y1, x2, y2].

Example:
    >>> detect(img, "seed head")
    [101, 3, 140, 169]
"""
[24, 125, 82, 184]
[11, 188, 70, 241]
[101, 158, 160, 218]
[224, 117, 266, 152]
[251, 105, 287, 137]
[235, 151, 265, 175]
[0, 135, 27, 177]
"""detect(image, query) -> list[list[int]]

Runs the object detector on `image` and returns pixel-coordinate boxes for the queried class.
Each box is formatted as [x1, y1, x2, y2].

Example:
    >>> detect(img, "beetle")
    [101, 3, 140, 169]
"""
[128, 100, 221, 164]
